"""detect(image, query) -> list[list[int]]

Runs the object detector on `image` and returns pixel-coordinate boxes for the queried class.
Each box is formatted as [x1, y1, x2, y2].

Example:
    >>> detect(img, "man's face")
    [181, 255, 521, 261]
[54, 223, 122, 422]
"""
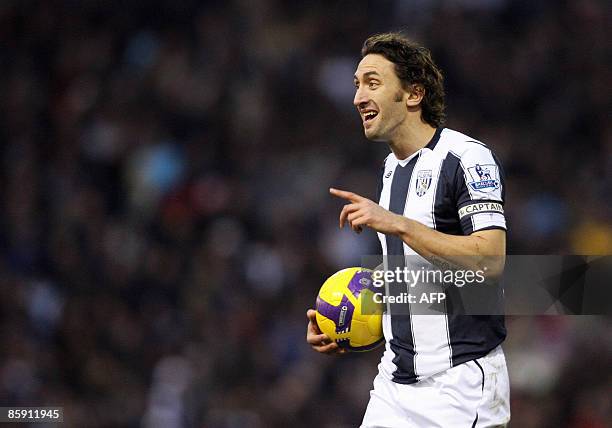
[354, 54, 407, 141]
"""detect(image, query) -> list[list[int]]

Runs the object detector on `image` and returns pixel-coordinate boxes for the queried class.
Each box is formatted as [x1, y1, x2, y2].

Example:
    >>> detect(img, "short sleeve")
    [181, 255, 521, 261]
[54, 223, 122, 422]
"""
[453, 145, 506, 234]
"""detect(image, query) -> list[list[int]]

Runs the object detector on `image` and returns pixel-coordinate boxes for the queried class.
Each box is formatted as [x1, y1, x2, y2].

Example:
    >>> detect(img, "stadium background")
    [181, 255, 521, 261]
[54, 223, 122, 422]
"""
[0, 0, 610, 427]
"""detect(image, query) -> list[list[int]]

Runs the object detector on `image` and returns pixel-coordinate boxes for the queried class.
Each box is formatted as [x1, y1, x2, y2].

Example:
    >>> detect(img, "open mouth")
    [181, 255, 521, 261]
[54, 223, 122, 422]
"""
[363, 111, 378, 122]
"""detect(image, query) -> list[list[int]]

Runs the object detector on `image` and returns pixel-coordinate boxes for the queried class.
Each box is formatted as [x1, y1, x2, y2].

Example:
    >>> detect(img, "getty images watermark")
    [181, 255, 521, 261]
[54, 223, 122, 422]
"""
[360, 255, 612, 316]
[370, 265, 488, 304]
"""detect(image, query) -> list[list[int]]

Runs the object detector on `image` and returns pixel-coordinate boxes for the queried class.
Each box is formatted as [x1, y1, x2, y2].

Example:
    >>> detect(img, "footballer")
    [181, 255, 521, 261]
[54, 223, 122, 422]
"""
[307, 33, 510, 427]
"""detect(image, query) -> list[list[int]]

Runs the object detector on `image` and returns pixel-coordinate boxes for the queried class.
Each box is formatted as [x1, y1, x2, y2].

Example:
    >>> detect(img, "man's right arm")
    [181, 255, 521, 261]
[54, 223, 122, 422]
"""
[306, 309, 347, 355]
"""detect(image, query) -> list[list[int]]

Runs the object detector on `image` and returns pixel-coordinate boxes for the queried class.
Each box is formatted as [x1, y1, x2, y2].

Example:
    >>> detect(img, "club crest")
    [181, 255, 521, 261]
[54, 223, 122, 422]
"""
[415, 170, 432, 197]
[467, 164, 500, 192]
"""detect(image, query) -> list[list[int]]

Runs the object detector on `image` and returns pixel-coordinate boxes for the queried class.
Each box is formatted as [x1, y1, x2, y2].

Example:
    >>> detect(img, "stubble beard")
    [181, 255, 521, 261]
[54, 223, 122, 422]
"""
[365, 91, 404, 142]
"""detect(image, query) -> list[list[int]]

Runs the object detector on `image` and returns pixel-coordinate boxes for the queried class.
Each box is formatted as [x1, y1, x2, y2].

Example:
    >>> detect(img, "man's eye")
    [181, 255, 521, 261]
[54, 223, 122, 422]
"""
[369, 82, 379, 88]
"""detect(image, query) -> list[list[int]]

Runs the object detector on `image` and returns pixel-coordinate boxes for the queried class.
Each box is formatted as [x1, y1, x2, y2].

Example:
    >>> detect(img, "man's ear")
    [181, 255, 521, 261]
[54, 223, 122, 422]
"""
[406, 84, 425, 107]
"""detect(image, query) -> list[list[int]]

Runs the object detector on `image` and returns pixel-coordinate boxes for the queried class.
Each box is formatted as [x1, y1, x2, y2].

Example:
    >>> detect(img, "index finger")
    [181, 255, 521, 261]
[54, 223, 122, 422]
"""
[308, 331, 331, 345]
[329, 187, 364, 203]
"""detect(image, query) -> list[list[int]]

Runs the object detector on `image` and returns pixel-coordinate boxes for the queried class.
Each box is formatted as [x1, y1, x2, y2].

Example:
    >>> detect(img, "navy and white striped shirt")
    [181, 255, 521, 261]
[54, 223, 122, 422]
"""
[376, 127, 507, 384]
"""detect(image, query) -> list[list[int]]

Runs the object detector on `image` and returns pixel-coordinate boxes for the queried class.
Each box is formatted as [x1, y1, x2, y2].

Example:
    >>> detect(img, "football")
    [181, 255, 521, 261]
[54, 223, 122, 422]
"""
[315, 267, 384, 351]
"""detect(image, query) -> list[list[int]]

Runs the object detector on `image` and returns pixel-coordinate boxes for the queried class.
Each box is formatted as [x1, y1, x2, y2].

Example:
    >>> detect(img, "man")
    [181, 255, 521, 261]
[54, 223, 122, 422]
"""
[306, 33, 511, 427]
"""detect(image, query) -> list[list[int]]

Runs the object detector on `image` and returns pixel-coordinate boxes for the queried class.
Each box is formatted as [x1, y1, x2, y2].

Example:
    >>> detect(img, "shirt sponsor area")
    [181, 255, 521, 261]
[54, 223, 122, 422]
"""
[458, 202, 504, 219]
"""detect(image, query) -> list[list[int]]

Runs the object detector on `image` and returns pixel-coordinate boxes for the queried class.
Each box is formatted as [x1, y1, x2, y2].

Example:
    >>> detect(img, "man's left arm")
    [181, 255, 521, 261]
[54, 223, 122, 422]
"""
[393, 217, 505, 277]
[330, 187, 505, 276]
[332, 143, 508, 274]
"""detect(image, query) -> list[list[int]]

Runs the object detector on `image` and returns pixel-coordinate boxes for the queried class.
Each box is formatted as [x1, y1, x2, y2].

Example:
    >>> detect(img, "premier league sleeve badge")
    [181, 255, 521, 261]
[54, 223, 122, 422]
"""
[466, 163, 500, 193]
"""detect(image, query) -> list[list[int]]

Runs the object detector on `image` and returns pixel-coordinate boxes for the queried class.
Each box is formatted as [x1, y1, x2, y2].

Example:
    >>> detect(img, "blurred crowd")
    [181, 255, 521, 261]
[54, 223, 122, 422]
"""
[0, 0, 611, 427]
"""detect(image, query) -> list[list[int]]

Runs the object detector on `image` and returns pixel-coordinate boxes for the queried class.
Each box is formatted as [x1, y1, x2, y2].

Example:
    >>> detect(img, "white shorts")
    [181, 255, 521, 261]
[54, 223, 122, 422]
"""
[361, 345, 510, 428]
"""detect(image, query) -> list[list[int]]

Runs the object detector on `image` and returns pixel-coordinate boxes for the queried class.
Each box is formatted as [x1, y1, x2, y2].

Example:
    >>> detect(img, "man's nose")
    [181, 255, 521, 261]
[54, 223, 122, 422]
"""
[353, 87, 368, 107]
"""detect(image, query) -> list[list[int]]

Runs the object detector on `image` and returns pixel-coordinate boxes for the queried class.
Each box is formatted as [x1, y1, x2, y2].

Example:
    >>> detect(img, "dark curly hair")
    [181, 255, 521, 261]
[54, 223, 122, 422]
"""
[361, 33, 446, 128]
